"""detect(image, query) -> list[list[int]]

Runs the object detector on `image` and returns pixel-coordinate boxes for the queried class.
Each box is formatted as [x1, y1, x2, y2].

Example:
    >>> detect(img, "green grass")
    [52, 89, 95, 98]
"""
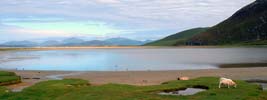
[0, 71, 21, 95]
[0, 76, 20, 83]
[0, 71, 16, 76]
[0, 77, 266, 100]
[0, 71, 21, 84]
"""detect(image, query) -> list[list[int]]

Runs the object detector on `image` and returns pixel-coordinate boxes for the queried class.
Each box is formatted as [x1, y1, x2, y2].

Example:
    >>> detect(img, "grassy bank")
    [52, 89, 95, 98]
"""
[0, 71, 21, 86]
[219, 63, 267, 68]
[0, 71, 21, 94]
[0, 77, 266, 100]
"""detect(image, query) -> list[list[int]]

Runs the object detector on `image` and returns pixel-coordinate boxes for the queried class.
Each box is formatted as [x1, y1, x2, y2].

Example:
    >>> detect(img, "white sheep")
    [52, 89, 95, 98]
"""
[177, 76, 189, 80]
[219, 77, 237, 88]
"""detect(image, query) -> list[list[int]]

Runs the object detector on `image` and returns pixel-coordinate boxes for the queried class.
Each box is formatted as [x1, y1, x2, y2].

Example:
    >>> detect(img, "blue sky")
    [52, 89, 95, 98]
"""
[0, 0, 255, 42]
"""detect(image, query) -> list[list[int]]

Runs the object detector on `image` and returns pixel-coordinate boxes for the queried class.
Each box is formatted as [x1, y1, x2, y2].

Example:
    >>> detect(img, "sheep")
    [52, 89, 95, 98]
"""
[177, 77, 189, 80]
[219, 77, 237, 88]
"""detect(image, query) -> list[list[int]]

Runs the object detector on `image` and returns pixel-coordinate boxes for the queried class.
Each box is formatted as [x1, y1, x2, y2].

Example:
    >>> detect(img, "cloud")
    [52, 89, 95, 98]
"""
[0, 23, 70, 41]
[0, 0, 255, 41]
[3, 21, 124, 35]
[7, 29, 70, 37]
[95, 0, 121, 4]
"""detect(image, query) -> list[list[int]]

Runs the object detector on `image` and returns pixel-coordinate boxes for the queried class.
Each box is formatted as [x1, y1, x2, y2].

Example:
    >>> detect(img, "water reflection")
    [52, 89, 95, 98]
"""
[0, 48, 267, 71]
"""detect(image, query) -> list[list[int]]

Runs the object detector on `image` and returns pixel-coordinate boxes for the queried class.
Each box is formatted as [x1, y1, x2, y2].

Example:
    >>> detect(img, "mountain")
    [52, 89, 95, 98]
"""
[188, 0, 267, 45]
[0, 41, 38, 47]
[59, 37, 86, 46]
[105, 37, 146, 46]
[0, 37, 150, 47]
[145, 28, 209, 46]
[80, 40, 112, 46]
[40, 40, 61, 46]
[62, 37, 85, 44]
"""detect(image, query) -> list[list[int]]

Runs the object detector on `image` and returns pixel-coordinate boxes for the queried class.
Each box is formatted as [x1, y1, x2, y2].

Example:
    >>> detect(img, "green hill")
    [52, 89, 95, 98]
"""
[145, 28, 209, 46]
[188, 0, 267, 45]
[147, 0, 267, 46]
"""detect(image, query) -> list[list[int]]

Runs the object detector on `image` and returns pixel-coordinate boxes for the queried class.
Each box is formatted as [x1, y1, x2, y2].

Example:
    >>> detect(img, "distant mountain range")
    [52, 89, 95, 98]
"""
[0, 37, 151, 47]
[1, 40, 38, 47]
[146, 0, 267, 46]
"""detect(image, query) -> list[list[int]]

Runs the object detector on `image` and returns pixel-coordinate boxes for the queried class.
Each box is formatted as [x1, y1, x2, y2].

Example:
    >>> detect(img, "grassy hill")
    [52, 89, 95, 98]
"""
[145, 28, 209, 46]
[147, 0, 267, 46]
[188, 0, 267, 45]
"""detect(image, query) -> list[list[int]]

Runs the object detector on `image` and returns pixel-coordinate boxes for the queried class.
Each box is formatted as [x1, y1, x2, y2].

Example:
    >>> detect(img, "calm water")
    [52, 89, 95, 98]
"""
[158, 88, 207, 96]
[0, 48, 266, 71]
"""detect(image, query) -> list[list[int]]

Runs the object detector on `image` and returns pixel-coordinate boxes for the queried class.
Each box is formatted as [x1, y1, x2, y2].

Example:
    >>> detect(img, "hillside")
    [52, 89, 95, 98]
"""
[188, 0, 267, 45]
[145, 28, 209, 46]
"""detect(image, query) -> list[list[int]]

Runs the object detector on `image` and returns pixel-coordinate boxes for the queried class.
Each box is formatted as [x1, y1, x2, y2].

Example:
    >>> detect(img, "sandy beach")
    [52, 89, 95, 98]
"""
[4, 67, 267, 91]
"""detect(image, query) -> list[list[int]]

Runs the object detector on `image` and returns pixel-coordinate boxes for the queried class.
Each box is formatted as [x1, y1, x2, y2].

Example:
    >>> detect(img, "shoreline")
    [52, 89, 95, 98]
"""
[3, 67, 267, 86]
[1, 45, 267, 51]
[3, 67, 267, 91]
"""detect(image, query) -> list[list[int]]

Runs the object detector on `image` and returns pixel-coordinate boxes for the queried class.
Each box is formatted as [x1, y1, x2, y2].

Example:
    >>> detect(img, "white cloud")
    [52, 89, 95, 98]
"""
[95, 0, 121, 4]
[0, 0, 256, 41]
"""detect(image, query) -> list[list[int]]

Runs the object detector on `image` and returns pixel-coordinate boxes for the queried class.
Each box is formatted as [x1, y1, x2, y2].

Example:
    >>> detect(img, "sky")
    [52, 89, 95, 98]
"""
[0, 0, 255, 42]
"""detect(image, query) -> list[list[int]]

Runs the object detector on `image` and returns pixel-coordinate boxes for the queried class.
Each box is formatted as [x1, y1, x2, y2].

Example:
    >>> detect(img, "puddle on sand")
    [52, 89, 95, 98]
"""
[262, 83, 267, 90]
[158, 88, 207, 96]
[246, 80, 267, 91]
[251, 83, 267, 91]
[250, 83, 267, 90]
[45, 72, 85, 80]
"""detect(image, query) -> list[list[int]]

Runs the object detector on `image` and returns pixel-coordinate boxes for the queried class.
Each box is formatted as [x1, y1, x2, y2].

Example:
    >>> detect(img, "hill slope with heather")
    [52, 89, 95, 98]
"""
[145, 28, 209, 46]
[188, 0, 267, 45]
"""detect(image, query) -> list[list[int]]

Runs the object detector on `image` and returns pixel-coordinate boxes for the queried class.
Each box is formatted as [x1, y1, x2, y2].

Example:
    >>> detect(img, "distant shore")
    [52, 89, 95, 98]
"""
[1, 45, 266, 51]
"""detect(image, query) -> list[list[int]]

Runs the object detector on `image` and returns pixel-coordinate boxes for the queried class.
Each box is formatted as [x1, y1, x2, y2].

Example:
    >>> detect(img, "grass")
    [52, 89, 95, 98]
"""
[0, 71, 16, 76]
[0, 71, 21, 95]
[0, 71, 21, 84]
[0, 77, 266, 100]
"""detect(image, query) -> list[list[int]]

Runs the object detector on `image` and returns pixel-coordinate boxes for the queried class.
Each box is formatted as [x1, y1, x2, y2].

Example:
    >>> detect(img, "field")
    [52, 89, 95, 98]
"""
[0, 75, 266, 100]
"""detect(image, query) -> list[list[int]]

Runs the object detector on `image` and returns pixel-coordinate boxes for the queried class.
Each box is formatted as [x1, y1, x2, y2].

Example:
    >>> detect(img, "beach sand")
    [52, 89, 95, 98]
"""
[4, 67, 267, 91]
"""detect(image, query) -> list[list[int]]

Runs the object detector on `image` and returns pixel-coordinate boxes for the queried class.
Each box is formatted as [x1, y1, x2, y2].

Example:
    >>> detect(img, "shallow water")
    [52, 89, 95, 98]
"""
[248, 82, 267, 91]
[261, 83, 267, 90]
[0, 48, 267, 71]
[158, 88, 207, 96]
[46, 72, 85, 80]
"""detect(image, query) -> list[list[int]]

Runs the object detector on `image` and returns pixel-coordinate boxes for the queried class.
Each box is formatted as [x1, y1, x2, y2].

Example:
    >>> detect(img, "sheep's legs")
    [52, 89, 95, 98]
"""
[219, 83, 221, 88]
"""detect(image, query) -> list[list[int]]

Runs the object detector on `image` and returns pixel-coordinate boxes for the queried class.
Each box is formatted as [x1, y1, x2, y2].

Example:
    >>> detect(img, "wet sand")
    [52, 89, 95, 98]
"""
[63, 67, 267, 85]
[4, 67, 267, 91]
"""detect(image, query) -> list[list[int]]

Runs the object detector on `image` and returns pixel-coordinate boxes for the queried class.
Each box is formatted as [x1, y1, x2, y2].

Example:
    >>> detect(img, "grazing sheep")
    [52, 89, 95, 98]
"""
[219, 77, 237, 88]
[177, 77, 189, 80]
